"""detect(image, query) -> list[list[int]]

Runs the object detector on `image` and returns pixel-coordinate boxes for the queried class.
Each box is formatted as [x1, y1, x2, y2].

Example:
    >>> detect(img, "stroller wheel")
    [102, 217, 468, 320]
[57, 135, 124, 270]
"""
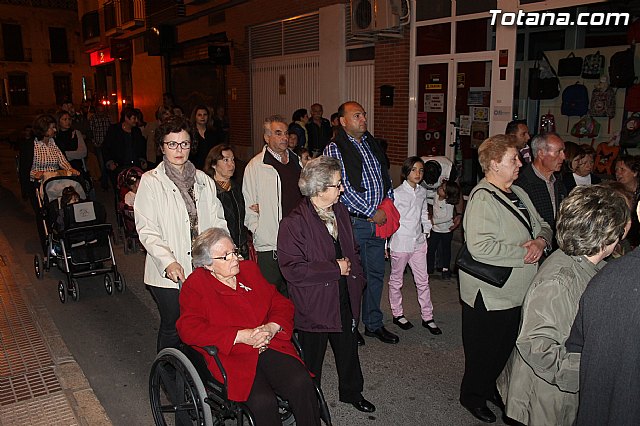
[70, 279, 80, 302]
[57, 281, 66, 303]
[34, 254, 44, 280]
[104, 273, 114, 295]
[115, 272, 126, 293]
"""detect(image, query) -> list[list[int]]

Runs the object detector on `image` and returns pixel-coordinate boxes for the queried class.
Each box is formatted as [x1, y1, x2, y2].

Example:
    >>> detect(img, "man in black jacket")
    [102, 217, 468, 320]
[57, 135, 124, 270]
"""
[514, 132, 566, 247]
[306, 103, 332, 157]
[102, 107, 147, 190]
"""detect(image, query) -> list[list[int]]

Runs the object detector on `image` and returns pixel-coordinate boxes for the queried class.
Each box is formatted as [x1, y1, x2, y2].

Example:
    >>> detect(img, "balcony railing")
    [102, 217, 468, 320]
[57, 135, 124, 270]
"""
[0, 48, 33, 62]
[121, 0, 145, 27]
[47, 49, 75, 64]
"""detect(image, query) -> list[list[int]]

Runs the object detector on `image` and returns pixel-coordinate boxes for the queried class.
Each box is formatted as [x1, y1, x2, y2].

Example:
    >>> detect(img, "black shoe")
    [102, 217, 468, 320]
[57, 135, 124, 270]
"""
[461, 403, 496, 423]
[442, 270, 452, 280]
[364, 326, 399, 344]
[350, 398, 376, 413]
[488, 389, 505, 411]
[393, 315, 414, 330]
[422, 320, 442, 335]
[355, 330, 365, 346]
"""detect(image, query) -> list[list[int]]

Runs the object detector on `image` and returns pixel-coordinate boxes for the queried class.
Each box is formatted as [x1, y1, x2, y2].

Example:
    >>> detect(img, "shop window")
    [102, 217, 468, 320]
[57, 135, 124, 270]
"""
[49, 28, 70, 63]
[415, 0, 450, 21]
[8, 74, 28, 106]
[416, 23, 451, 56]
[528, 30, 565, 61]
[53, 74, 72, 105]
[2, 23, 24, 61]
[456, 19, 494, 53]
[456, 0, 497, 16]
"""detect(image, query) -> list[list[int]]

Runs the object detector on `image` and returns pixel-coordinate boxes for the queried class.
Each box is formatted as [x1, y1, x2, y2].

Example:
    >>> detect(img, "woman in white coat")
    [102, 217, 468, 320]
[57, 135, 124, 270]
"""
[135, 115, 227, 352]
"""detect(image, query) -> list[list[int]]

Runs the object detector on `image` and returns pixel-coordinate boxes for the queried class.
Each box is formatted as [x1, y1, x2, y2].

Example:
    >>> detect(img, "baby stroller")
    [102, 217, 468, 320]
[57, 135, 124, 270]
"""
[115, 166, 143, 254]
[33, 175, 125, 303]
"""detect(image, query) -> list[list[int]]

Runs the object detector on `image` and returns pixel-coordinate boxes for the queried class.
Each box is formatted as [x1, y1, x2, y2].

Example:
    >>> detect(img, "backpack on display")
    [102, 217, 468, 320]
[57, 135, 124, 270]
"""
[594, 141, 620, 175]
[539, 112, 556, 134]
[529, 53, 560, 100]
[558, 52, 583, 76]
[589, 86, 615, 118]
[571, 115, 600, 139]
[609, 48, 636, 88]
[561, 83, 589, 117]
[625, 84, 640, 112]
[582, 51, 605, 79]
[620, 113, 640, 148]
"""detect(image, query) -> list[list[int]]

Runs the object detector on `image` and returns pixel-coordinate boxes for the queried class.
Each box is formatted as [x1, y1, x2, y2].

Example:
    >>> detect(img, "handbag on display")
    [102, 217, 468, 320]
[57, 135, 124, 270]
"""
[558, 52, 583, 76]
[529, 53, 560, 100]
[456, 188, 534, 288]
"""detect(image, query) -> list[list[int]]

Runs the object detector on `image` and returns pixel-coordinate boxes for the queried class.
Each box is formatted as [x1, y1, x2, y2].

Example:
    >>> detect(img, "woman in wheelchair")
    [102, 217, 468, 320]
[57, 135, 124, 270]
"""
[176, 228, 321, 426]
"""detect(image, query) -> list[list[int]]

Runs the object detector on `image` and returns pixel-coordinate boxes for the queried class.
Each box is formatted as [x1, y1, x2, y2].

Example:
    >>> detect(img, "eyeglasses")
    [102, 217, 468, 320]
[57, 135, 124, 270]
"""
[164, 140, 191, 150]
[326, 180, 343, 189]
[212, 249, 240, 261]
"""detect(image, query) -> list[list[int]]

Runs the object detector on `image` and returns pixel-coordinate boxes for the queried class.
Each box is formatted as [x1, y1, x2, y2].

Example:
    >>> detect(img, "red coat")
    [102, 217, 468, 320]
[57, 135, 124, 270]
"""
[176, 261, 302, 402]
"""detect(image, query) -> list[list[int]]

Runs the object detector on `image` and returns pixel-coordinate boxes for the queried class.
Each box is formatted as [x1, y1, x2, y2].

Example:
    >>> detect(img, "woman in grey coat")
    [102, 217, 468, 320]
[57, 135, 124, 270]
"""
[497, 184, 629, 425]
[459, 134, 553, 423]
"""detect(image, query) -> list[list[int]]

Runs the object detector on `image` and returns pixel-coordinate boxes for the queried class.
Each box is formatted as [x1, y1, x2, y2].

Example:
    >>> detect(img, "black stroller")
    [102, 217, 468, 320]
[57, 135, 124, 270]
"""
[33, 175, 125, 303]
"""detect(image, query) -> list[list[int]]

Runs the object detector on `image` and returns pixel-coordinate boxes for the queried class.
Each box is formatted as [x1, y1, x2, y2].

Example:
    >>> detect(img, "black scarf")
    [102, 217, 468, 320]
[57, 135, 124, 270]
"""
[333, 128, 391, 194]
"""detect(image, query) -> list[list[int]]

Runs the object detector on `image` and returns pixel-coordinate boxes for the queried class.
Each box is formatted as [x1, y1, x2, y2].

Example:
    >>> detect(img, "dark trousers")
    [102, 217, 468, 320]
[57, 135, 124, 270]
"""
[297, 287, 364, 403]
[245, 349, 320, 426]
[350, 217, 385, 330]
[460, 292, 521, 408]
[257, 250, 288, 297]
[147, 285, 181, 352]
[427, 231, 453, 273]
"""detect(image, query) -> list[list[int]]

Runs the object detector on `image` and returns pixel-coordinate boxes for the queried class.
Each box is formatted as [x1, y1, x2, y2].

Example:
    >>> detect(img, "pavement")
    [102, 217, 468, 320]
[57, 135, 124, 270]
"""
[0, 226, 112, 426]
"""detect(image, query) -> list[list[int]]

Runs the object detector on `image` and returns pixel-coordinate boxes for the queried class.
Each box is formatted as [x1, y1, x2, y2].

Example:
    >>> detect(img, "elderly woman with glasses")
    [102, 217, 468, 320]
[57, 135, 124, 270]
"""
[277, 156, 375, 414]
[497, 184, 630, 425]
[177, 227, 320, 426]
[135, 115, 227, 353]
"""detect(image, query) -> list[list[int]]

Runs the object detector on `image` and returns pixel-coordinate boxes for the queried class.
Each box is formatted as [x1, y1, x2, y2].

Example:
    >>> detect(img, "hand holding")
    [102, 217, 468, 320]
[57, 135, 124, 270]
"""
[370, 209, 387, 225]
[522, 238, 546, 264]
[337, 257, 351, 276]
[164, 262, 185, 283]
[249, 204, 260, 214]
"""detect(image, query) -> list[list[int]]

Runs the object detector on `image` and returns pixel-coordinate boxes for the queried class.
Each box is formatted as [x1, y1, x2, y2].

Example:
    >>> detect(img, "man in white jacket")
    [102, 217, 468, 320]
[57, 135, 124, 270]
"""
[243, 115, 303, 296]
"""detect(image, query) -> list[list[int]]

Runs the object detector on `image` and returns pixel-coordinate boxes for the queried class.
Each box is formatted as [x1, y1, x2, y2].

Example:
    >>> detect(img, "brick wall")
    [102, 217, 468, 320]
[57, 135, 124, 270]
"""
[373, 27, 410, 166]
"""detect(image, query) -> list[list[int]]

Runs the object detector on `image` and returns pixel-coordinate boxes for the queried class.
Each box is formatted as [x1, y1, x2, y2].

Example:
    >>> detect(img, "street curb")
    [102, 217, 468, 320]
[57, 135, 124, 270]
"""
[0, 228, 113, 426]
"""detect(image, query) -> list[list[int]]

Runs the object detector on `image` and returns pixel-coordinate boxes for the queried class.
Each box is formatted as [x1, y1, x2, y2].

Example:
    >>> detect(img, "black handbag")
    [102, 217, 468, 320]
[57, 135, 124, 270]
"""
[558, 52, 583, 76]
[456, 188, 534, 288]
[529, 53, 560, 100]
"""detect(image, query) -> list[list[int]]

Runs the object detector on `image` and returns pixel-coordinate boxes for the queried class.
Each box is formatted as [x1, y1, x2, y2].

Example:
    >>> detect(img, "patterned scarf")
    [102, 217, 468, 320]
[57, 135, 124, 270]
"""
[163, 157, 198, 239]
[312, 199, 338, 240]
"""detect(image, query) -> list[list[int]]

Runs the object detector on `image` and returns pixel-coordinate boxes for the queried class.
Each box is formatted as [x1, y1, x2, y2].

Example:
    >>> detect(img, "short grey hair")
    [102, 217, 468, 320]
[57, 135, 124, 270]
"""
[557, 184, 630, 256]
[191, 227, 232, 268]
[298, 156, 342, 197]
[263, 115, 288, 136]
[530, 132, 560, 159]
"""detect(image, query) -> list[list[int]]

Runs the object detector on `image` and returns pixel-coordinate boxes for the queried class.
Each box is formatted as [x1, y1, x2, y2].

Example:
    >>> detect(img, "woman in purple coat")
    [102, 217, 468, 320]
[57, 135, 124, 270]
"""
[277, 156, 375, 414]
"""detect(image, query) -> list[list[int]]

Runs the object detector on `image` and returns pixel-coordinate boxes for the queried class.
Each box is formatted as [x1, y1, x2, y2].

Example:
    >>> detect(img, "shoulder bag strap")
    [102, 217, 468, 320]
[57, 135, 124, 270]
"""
[471, 187, 534, 239]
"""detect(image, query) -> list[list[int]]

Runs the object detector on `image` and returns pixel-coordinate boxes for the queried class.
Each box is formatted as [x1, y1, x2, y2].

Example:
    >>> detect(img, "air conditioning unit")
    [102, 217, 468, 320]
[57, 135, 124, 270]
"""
[351, 0, 401, 34]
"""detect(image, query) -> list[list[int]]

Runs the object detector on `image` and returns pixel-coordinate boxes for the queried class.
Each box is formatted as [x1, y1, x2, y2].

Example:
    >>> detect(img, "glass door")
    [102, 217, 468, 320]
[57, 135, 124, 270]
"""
[416, 62, 449, 157]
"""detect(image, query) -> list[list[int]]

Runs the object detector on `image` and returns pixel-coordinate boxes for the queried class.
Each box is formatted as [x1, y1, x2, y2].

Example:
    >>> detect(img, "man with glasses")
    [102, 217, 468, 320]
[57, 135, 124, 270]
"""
[243, 115, 303, 297]
[324, 101, 399, 345]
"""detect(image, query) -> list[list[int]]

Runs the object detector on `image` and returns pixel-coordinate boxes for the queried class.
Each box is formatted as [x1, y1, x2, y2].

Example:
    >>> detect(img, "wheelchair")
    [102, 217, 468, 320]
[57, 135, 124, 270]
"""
[149, 338, 332, 426]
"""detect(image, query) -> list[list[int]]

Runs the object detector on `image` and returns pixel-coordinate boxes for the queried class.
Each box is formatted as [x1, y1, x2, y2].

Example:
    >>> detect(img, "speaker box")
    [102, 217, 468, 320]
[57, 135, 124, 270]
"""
[145, 25, 176, 56]
[208, 45, 231, 65]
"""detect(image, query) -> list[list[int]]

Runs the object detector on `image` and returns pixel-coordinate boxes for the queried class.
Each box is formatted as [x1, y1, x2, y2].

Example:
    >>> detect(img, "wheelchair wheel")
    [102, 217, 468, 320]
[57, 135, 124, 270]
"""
[104, 273, 114, 295]
[34, 254, 44, 280]
[57, 281, 66, 303]
[70, 278, 80, 302]
[115, 272, 126, 293]
[149, 348, 213, 426]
